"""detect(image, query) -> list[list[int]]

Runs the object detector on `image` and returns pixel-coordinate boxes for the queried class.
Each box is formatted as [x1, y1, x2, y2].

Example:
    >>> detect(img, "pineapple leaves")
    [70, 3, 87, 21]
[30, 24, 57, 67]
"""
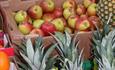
[33, 49, 41, 69]
[52, 31, 83, 70]
[20, 52, 38, 70]
[26, 39, 35, 63]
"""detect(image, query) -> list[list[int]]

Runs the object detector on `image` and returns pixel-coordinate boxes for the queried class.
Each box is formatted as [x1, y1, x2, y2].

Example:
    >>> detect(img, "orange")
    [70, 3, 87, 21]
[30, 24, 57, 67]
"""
[0, 51, 10, 70]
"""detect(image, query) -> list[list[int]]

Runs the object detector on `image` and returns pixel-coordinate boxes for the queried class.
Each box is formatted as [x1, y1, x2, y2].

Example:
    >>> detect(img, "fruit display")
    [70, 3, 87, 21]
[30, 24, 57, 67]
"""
[0, 0, 115, 70]
[13, 0, 100, 36]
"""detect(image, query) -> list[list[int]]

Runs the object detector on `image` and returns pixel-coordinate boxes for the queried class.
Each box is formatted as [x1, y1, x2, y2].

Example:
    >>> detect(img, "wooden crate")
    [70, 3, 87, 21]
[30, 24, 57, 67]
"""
[0, 0, 93, 59]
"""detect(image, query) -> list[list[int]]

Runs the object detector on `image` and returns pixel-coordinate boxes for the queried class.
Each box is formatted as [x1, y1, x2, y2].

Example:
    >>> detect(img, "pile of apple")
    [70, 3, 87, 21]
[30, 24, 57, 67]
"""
[14, 0, 100, 36]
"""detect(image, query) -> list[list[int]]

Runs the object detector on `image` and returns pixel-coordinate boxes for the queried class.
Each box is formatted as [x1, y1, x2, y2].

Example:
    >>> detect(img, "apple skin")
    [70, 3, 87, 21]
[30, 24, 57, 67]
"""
[76, 4, 86, 15]
[25, 16, 32, 24]
[83, 0, 92, 8]
[63, 0, 76, 9]
[53, 7, 63, 18]
[68, 15, 79, 29]
[18, 22, 33, 35]
[51, 18, 65, 32]
[30, 29, 44, 37]
[88, 16, 101, 29]
[80, 14, 88, 19]
[65, 27, 73, 34]
[63, 8, 75, 19]
[87, 3, 97, 16]
[76, 17, 92, 31]
[41, 22, 56, 36]
[40, 0, 55, 13]
[42, 13, 55, 22]
[33, 19, 45, 29]
[14, 10, 27, 23]
[27, 5, 43, 19]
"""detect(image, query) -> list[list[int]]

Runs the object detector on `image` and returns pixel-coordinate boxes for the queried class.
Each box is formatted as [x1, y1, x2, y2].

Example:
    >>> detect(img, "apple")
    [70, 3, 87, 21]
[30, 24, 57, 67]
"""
[76, 17, 92, 31]
[40, 0, 55, 12]
[41, 22, 56, 36]
[63, 0, 76, 9]
[88, 16, 101, 29]
[14, 10, 27, 23]
[25, 16, 33, 24]
[87, 3, 97, 16]
[63, 8, 75, 19]
[33, 19, 44, 29]
[76, 4, 86, 15]
[80, 14, 88, 19]
[18, 22, 33, 35]
[83, 0, 92, 8]
[42, 13, 55, 22]
[68, 15, 79, 29]
[53, 7, 63, 18]
[30, 29, 44, 36]
[51, 18, 65, 32]
[65, 27, 73, 34]
[27, 5, 43, 19]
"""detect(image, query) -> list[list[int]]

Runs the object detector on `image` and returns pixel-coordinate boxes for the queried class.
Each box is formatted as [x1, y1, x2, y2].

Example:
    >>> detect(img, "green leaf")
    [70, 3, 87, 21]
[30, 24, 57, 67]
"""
[33, 49, 41, 69]
[20, 52, 37, 70]
[26, 39, 35, 63]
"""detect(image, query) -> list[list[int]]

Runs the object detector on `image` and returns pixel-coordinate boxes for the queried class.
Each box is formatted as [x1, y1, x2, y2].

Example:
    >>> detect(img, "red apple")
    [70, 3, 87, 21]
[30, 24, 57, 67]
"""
[51, 18, 66, 32]
[33, 19, 44, 28]
[76, 17, 92, 31]
[63, 8, 75, 19]
[68, 15, 79, 29]
[40, 0, 55, 13]
[42, 13, 55, 22]
[18, 22, 33, 35]
[88, 16, 101, 29]
[87, 3, 97, 16]
[63, 0, 76, 9]
[30, 29, 44, 37]
[41, 22, 56, 36]
[80, 14, 88, 19]
[27, 5, 43, 19]
[76, 4, 86, 15]
[14, 10, 27, 23]
[53, 7, 63, 18]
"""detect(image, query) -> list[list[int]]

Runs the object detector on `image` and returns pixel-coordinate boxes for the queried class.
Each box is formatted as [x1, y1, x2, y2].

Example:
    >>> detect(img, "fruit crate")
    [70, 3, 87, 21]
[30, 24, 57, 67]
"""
[0, 0, 93, 59]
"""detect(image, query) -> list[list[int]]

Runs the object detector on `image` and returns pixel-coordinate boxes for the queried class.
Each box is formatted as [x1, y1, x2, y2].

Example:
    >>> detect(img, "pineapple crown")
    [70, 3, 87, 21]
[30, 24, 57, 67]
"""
[16, 37, 57, 70]
[92, 14, 115, 70]
[51, 31, 83, 70]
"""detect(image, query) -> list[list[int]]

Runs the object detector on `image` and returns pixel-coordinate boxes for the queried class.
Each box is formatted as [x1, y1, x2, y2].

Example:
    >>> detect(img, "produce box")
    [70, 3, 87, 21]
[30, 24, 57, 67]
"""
[0, 0, 98, 59]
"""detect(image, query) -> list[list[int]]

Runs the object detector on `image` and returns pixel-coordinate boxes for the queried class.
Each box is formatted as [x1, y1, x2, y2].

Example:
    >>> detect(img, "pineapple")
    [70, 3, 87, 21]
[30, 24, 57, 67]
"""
[15, 37, 57, 70]
[51, 31, 83, 70]
[93, 30, 115, 70]
[97, 0, 115, 24]
[92, 15, 115, 70]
